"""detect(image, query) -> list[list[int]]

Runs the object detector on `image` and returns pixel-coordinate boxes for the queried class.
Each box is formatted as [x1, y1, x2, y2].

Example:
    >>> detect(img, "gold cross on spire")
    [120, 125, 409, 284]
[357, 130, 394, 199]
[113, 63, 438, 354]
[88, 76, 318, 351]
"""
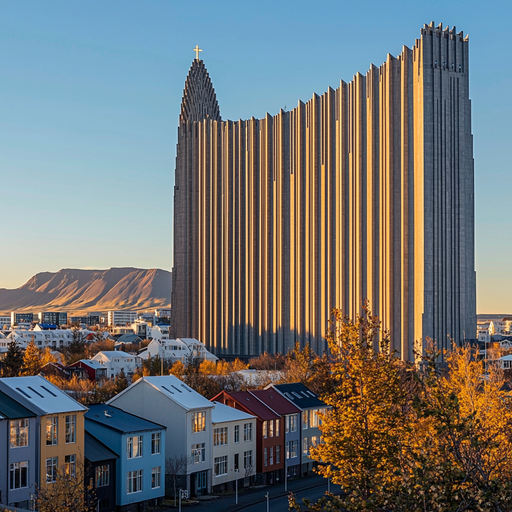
[193, 45, 202, 60]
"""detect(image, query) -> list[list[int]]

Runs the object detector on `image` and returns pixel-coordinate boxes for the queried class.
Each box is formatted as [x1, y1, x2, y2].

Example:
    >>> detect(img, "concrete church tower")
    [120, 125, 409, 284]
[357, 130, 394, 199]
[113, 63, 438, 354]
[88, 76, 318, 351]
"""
[171, 25, 477, 360]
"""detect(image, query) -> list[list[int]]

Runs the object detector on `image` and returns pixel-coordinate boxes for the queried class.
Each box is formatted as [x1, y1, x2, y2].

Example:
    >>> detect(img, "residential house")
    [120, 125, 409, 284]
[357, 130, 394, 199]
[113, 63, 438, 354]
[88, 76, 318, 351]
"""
[139, 338, 218, 364]
[108, 375, 215, 496]
[267, 383, 328, 475]
[40, 362, 87, 381]
[0, 391, 37, 510]
[250, 389, 302, 478]
[70, 360, 108, 382]
[0, 376, 87, 492]
[212, 390, 283, 485]
[210, 402, 256, 492]
[85, 404, 166, 512]
[85, 432, 117, 512]
[91, 351, 142, 379]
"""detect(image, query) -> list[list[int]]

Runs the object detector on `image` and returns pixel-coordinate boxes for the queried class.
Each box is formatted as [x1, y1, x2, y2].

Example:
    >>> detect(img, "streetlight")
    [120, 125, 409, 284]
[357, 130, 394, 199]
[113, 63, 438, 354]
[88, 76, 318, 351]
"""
[265, 492, 270, 512]
[234, 468, 239, 504]
[284, 466, 287, 492]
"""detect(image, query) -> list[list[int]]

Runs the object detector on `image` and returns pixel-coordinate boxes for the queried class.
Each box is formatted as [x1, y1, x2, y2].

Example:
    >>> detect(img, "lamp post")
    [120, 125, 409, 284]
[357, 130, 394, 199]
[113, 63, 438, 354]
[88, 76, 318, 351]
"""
[235, 468, 239, 504]
[284, 466, 287, 492]
[265, 492, 270, 512]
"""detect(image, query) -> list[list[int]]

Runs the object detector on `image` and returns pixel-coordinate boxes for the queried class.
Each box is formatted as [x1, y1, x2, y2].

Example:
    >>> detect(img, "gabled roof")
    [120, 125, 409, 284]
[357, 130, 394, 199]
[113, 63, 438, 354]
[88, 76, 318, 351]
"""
[0, 390, 36, 419]
[217, 391, 280, 421]
[85, 404, 165, 434]
[73, 359, 106, 370]
[85, 431, 119, 461]
[249, 389, 301, 415]
[110, 375, 214, 412]
[92, 351, 137, 361]
[0, 375, 87, 415]
[269, 383, 327, 409]
[211, 401, 256, 424]
[116, 334, 143, 344]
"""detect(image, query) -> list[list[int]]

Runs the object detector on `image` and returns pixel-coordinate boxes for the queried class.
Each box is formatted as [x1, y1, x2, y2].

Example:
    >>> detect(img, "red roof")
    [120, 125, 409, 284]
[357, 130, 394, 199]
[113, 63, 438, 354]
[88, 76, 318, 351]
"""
[249, 389, 302, 415]
[218, 391, 280, 421]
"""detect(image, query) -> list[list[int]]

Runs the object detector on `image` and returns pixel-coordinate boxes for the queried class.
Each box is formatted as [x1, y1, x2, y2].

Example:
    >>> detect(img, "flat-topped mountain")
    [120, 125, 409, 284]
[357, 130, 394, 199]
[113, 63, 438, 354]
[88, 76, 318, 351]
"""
[0, 268, 171, 314]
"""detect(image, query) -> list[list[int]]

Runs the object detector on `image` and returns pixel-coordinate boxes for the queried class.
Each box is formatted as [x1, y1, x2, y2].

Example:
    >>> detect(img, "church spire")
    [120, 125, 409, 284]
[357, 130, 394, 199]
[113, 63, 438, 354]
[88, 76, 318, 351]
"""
[180, 54, 221, 124]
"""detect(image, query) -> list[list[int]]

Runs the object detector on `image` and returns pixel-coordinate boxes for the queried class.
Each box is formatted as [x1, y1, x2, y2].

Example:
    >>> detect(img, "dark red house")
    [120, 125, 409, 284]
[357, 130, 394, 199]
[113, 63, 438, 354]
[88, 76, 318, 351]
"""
[70, 359, 107, 381]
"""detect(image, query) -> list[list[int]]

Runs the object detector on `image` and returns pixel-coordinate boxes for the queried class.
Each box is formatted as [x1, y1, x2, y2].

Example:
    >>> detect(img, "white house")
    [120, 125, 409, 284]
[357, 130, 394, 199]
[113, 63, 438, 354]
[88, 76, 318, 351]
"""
[108, 375, 215, 497]
[107, 311, 137, 326]
[477, 322, 495, 343]
[140, 338, 218, 364]
[91, 351, 142, 379]
[211, 401, 256, 492]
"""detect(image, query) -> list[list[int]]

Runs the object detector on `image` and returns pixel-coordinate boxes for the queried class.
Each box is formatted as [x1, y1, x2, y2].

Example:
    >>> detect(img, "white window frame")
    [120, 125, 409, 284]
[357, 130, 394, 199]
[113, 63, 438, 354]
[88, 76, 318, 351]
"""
[46, 416, 58, 446]
[244, 422, 252, 442]
[65, 415, 76, 444]
[191, 443, 206, 464]
[96, 464, 110, 487]
[10, 419, 29, 448]
[151, 432, 161, 455]
[234, 424, 240, 444]
[65, 454, 76, 477]
[46, 457, 58, 483]
[127, 469, 143, 494]
[191, 411, 206, 433]
[127, 435, 143, 459]
[10, 461, 28, 490]
[151, 466, 161, 489]
[214, 426, 228, 446]
[244, 450, 253, 470]
[214, 456, 228, 477]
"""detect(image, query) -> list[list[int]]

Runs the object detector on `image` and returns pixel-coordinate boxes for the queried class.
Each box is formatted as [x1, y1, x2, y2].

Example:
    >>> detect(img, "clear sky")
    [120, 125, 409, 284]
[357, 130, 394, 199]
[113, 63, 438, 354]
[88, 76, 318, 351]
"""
[0, 0, 510, 314]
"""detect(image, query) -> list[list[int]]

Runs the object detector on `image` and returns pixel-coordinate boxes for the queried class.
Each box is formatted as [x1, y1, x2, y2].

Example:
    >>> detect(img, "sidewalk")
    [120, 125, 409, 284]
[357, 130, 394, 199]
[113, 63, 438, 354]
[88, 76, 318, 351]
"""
[159, 474, 328, 512]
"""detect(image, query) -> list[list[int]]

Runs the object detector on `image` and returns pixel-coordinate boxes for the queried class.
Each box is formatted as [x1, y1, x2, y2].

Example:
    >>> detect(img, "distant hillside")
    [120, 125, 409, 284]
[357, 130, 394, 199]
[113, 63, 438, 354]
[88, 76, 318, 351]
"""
[0, 268, 172, 315]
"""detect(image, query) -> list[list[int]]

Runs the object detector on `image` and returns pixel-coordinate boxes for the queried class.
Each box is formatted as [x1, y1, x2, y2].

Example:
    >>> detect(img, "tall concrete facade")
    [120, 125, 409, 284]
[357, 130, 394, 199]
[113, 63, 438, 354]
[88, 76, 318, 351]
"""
[171, 22, 477, 359]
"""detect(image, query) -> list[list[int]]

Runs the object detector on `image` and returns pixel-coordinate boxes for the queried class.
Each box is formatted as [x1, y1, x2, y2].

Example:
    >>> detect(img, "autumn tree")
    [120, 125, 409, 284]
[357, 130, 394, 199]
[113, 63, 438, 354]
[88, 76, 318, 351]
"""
[22, 339, 43, 375]
[2, 339, 24, 377]
[37, 459, 94, 512]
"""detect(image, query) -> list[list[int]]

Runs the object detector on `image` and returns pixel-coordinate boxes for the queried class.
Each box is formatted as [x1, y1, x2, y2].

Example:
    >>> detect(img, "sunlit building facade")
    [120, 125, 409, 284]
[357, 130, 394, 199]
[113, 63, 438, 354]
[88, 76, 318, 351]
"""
[171, 22, 476, 359]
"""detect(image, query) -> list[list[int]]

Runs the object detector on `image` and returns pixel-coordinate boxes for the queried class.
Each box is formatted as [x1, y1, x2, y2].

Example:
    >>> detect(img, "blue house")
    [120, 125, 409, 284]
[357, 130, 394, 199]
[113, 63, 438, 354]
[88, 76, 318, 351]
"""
[0, 391, 37, 510]
[85, 404, 166, 511]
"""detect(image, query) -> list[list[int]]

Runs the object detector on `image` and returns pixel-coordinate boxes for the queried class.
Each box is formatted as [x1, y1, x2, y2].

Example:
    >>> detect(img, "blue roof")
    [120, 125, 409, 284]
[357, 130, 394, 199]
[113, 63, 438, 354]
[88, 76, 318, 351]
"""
[85, 404, 165, 434]
[271, 383, 327, 409]
[85, 431, 119, 461]
[38, 324, 57, 329]
[0, 391, 36, 419]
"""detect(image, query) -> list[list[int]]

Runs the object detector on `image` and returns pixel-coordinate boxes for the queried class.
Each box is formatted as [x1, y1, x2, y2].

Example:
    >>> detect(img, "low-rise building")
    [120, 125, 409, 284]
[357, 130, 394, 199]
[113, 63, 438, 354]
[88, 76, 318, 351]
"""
[0, 391, 38, 510]
[267, 383, 328, 475]
[108, 376, 215, 496]
[108, 311, 137, 327]
[0, 316, 11, 329]
[85, 404, 166, 512]
[0, 376, 87, 493]
[210, 402, 256, 492]
[140, 338, 218, 364]
[10, 312, 34, 326]
[91, 351, 142, 380]
[85, 432, 117, 512]
[37, 312, 68, 327]
[70, 360, 108, 381]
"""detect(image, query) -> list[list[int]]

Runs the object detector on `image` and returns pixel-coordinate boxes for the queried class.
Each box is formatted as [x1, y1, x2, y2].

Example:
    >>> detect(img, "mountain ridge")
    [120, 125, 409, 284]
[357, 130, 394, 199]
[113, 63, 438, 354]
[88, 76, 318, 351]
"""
[0, 267, 172, 314]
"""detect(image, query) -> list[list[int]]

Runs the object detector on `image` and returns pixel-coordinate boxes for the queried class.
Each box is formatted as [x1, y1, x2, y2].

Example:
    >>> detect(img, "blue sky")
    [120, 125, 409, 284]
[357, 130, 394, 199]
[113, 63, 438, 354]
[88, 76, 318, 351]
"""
[0, 0, 510, 313]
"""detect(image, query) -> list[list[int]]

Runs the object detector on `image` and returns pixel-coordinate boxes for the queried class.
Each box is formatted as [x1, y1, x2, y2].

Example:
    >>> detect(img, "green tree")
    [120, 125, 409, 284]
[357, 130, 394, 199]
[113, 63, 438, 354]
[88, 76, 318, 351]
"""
[2, 339, 24, 377]
[113, 369, 129, 395]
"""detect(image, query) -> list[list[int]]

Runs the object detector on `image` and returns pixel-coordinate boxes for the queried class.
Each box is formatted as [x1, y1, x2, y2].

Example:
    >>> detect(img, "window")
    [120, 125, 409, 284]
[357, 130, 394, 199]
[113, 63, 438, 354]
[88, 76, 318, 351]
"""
[276, 419, 280, 437]
[127, 436, 143, 459]
[276, 445, 281, 464]
[46, 457, 58, 483]
[127, 470, 143, 494]
[96, 464, 110, 487]
[234, 425, 240, 443]
[10, 461, 28, 490]
[244, 422, 252, 442]
[65, 454, 76, 477]
[214, 427, 228, 446]
[234, 453, 239, 471]
[191, 443, 206, 463]
[46, 416, 58, 446]
[269, 446, 274, 465]
[151, 433, 161, 454]
[10, 419, 29, 447]
[191, 411, 206, 433]
[302, 411, 309, 430]
[290, 414, 298, 432]
[264, 447, 267, 467]
[65, 415, 76, 444]
[287, 440, 298, 459]
[309, 409, 319, 428]
[310, 435, 320, 447]
[214, 456, 228, 477]
[303, 437, 309, 455]
[269, 420, 274, 438]
[244, 450, 253, 470]
[151, 466, 161, 488]
[263, 421, 267, 438]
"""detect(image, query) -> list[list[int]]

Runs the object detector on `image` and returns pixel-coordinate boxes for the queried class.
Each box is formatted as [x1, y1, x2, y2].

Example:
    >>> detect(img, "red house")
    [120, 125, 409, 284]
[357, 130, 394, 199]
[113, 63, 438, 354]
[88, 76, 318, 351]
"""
[70, 359, 107, 381]
[212, 390, 285, 484]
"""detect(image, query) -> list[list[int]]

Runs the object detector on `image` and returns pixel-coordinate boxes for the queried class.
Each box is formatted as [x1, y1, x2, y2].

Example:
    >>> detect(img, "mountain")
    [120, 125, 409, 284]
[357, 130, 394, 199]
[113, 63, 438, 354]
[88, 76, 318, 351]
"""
[0, 268, 171, 314]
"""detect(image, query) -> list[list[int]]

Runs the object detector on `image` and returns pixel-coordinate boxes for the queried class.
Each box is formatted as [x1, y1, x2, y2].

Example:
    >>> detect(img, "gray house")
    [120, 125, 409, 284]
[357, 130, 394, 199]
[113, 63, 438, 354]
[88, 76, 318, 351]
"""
[0, 391, 37, 510]
[267, 383, 328, 475]
[108, 376, 215, 496]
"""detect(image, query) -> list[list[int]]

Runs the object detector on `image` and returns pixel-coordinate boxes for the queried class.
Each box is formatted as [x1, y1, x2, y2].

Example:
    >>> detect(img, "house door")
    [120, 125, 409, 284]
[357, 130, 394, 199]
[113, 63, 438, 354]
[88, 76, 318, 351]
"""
[195, 471, 207, 495]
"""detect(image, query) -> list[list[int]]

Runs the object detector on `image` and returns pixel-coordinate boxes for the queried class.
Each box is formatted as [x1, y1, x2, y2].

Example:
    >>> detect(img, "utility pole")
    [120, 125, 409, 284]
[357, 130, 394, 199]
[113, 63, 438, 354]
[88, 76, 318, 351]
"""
[265, 492, 270, 512]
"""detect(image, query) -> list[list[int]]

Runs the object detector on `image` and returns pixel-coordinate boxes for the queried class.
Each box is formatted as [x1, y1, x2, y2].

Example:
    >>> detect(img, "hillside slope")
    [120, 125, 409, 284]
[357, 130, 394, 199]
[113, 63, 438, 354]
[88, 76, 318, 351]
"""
[0, 268, 172, 314]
